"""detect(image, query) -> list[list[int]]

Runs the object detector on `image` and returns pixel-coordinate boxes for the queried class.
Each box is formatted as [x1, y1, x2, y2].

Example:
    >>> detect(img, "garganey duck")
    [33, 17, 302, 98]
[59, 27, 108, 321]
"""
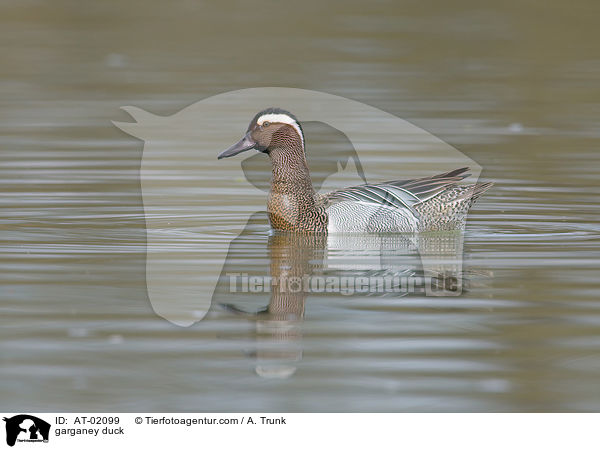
[218, 108, 492, 233]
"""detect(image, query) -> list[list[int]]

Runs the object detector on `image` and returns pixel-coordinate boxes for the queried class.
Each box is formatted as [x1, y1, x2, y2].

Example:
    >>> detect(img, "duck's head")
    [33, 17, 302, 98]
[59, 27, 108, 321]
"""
[218, 108, 304, 159]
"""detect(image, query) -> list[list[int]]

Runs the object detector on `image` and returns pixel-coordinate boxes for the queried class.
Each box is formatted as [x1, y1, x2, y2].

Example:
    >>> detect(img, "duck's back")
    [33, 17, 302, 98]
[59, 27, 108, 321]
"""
[321, 167, 492, 233]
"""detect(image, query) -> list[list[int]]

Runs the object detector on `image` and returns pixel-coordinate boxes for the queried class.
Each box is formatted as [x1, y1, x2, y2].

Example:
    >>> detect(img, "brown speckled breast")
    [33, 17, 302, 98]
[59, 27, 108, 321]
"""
[268, 182, 328, 233]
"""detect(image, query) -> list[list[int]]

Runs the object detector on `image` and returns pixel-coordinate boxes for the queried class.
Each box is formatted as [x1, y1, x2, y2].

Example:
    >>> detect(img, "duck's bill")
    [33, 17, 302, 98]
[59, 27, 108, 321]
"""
[217, 133, 257, 159]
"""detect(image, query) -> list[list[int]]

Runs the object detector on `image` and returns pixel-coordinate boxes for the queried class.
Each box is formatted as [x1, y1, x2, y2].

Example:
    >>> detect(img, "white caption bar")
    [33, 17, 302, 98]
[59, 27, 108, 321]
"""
[1, 413, 597, 448]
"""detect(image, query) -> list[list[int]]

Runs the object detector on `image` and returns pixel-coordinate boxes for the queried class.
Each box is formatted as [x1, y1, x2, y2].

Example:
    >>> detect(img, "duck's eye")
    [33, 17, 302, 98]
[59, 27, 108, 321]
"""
[262, 121, 270, 128]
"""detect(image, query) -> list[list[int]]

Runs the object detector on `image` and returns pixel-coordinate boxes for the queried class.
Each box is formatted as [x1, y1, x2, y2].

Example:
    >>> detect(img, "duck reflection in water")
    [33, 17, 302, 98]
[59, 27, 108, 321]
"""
[213, 213, 467, 379]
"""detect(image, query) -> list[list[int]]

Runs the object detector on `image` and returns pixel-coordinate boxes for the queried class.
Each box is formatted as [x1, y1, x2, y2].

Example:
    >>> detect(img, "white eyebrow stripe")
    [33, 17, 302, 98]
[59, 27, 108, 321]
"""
[257, 113, 304, 147]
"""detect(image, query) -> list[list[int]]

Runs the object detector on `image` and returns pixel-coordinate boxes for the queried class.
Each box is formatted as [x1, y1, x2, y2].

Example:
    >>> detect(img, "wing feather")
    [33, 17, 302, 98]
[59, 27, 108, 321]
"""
[321, 167, 473, 219]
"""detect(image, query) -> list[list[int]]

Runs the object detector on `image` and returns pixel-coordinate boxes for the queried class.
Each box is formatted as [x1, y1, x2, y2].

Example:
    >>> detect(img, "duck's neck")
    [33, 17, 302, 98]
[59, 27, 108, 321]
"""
[269, 141, 315, 193]
[267, 137, 326, 232]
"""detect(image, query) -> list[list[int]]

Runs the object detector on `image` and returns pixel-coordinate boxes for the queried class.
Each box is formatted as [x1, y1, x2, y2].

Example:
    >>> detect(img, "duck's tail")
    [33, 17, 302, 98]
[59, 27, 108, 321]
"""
[451, 181, 494, 204]
[415, 181, 493, 231]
